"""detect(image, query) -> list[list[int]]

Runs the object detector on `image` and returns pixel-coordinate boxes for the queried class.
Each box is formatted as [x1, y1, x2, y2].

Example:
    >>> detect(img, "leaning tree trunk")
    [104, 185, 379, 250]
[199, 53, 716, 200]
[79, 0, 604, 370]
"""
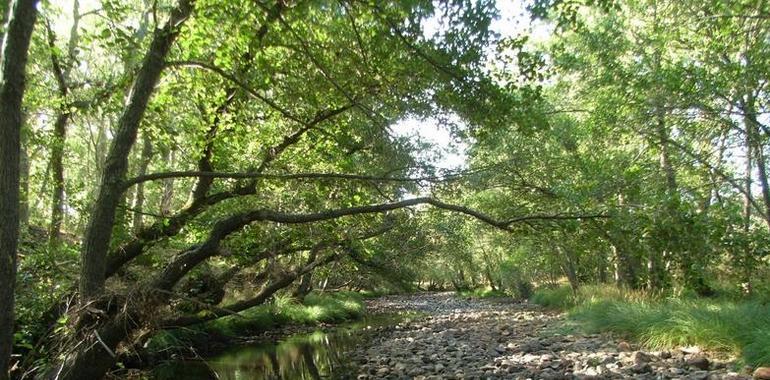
[0, 1, 39, 378]
[78, 0, 193, 299]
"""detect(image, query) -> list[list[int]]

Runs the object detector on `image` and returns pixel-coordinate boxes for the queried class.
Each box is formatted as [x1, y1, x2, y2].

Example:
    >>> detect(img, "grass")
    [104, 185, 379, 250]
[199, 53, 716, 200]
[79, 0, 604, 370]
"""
[531, 284, 770, 367]
[147, 291, 365, 355]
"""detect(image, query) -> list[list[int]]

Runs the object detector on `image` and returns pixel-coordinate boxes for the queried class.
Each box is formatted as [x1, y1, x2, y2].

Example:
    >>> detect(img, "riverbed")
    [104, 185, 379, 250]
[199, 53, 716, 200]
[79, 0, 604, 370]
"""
[152, 292, 751, 379]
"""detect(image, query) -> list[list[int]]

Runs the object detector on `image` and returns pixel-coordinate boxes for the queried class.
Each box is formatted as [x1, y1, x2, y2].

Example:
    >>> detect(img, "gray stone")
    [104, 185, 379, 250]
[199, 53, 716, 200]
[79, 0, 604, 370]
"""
[687, 356, 710, 370]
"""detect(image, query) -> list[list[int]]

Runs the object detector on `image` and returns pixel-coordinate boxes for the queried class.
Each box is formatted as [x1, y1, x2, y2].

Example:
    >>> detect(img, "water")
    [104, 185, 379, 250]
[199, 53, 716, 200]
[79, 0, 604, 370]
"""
[152, 315, 403, 380]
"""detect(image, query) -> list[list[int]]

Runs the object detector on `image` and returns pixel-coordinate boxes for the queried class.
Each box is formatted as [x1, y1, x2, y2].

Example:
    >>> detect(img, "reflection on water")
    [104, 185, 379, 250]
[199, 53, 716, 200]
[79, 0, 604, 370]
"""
[153, 315, 401, 380]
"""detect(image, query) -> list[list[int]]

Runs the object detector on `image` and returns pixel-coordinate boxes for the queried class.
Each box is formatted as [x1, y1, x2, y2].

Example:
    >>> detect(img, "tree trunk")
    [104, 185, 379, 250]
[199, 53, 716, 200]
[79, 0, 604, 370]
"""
[743, 95, 770, 230]
[291, 250, 318, 301]
[79, 0, 194, 299]
[650, 105, 675, 290]
[556, 245, 579, 291]
[19, 116, 29, 230]
[45, 2, 79, 248]
[132, 135, 153, 232]
[48, 112, 69, 247]
[160, 148, 175, 215]
[0, 1, 39, 378]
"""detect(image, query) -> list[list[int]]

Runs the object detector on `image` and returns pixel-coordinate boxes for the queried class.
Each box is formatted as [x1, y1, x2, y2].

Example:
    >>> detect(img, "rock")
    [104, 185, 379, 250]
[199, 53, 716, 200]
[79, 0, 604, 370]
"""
[521, 341, 543, 353]
[754, 367, 770, 380]
[687, 355, 710, 370]
[659, 351, 672, 359]
[631, 363, 653, 374]
[434, 363, 445, 372]
[617, 341, 632, 351]
[681, 346, 702, 355]
[687, 370, 710, 380]
[633, 351, 655, 364]
[723, 372, 751, 380]
[376, 367, 389, 376]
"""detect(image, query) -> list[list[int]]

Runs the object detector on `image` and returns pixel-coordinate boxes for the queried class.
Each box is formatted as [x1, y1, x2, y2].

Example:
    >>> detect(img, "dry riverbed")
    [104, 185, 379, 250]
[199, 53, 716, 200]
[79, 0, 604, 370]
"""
[348, 292, 751, 380]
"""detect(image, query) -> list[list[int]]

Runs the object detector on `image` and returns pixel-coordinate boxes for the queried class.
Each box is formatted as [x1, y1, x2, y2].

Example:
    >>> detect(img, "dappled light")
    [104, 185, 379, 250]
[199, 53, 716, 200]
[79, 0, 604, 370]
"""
[1, 0, 769, 379]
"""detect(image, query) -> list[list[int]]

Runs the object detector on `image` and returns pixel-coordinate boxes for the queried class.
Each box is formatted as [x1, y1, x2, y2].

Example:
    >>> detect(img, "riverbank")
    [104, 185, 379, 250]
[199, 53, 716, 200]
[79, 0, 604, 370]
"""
[141, 292, 366, 363]
[348, 292, 754, 379]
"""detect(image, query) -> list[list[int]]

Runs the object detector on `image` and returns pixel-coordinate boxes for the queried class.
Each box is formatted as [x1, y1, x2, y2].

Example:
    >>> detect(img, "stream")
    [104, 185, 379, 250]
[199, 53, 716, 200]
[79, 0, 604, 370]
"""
[151, 314, 404, 380]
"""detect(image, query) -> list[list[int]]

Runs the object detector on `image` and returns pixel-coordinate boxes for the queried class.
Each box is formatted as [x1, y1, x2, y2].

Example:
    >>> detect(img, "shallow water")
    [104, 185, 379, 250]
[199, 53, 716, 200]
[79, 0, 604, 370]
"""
[152, 314, 402, 380]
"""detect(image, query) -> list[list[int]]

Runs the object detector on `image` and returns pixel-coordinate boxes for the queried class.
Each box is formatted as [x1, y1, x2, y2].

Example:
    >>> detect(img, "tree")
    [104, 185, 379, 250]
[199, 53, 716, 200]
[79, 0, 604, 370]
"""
[0, 1, 39, 378]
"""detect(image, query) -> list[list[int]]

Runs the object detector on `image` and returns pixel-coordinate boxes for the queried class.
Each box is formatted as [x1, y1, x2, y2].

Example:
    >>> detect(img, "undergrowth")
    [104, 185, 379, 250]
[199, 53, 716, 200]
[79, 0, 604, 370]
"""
[147, 291, 365, 355]
[531, 284, 770, 367]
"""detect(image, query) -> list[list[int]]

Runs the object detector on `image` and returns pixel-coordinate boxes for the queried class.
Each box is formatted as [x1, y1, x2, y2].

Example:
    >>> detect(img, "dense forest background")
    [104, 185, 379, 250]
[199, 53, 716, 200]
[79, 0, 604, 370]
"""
[1, 0, 769, 378]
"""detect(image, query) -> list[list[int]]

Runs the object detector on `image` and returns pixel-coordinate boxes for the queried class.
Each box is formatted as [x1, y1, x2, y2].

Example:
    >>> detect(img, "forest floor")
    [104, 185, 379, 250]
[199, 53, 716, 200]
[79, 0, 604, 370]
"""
[348, 292, 750, 380]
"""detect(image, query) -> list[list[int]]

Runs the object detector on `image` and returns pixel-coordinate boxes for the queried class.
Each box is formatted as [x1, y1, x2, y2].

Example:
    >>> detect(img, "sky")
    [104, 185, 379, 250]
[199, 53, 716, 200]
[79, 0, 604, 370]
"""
[389, 0, 551, 171]
[47, 0, 549, 171]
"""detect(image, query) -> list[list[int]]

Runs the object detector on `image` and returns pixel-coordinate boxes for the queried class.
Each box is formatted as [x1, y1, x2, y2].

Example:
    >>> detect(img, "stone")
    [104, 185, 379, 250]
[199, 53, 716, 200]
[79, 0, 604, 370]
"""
[687, 356, 710, 370]
[633, 351, 655, 364]
[754, 367, 770, 380]
[687, 370, 710, 380]
[681, 346, 702, 355]
[631, 363, 653, 374]
[617, 341, 632, 351]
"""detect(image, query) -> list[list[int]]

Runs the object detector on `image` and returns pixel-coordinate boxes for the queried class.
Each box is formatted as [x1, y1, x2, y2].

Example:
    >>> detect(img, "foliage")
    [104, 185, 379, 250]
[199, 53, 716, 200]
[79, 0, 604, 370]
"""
[5, 0, 770, 377]
[147, 291, 365, 354]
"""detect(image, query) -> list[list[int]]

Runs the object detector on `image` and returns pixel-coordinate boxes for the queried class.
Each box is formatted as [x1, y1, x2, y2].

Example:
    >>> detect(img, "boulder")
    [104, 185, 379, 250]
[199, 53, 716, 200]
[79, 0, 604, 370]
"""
[686, 356, 710, 370]
[754, 367, 770, 380]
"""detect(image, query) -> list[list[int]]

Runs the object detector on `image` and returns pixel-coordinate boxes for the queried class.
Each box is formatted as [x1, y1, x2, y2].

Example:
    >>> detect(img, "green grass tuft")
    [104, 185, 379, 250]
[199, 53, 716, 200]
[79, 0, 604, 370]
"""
[531, 284, 770, 367]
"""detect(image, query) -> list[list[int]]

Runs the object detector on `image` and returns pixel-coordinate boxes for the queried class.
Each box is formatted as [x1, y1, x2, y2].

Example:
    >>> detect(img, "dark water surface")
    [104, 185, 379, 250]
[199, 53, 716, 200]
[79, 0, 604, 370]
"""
[152, 314, 402, 380]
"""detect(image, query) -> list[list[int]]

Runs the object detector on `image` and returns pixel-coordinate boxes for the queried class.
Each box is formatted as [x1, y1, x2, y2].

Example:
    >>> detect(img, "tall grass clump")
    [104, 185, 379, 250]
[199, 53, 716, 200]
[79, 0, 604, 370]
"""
[531, 285, 577, 308]
[531, 284, 770, 367]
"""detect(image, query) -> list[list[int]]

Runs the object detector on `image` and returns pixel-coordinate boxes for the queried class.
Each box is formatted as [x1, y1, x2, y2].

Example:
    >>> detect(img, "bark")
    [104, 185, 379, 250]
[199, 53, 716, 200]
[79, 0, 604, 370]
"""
[19, 116, 29, 230]
[556, 245, 579, 291]
[649, 104, 675, 290]
[292, 249, 319, 300]
[160, 148, 175, 215]
[132, 135, 153, 232]
[50, 312, 137, 380]
[105, 104, 350, 277]
[0, 1, 39, 378]
[79, 0, 194, 299]
[162, 252, 339, 328]
[48, 111, 69, 246]
[45, 1, 79, 247]
[743, 96, 770, 229]
[743, 112, 753, 290]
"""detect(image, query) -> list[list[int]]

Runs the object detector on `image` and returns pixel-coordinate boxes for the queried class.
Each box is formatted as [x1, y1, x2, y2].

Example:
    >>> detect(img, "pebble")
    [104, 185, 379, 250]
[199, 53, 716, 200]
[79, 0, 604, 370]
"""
[345, 292, 744, 379]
